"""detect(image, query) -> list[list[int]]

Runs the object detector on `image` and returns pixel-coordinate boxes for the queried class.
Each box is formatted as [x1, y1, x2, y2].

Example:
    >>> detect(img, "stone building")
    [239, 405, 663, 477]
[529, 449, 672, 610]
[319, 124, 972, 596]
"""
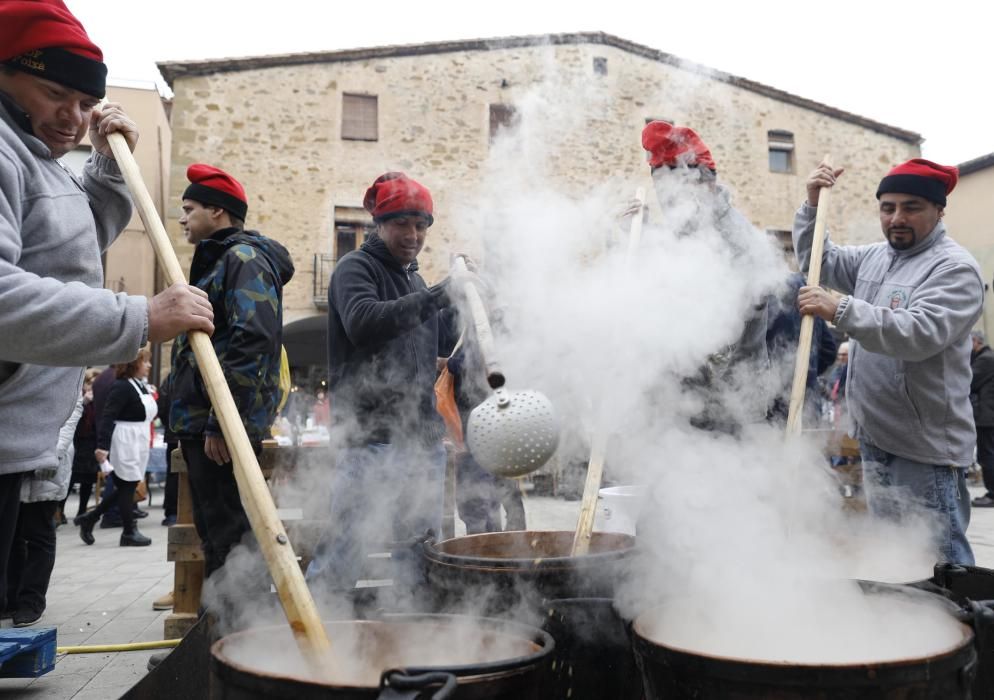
[944, 152, 994, 335]
[64, 82, 172, 377]
[157, 32, 923, 367]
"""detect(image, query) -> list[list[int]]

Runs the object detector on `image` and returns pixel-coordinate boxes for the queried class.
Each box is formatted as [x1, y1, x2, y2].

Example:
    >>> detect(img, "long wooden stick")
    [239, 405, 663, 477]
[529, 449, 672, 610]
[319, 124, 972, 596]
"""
[452, 257, 504, 388]
[785, 156, 833, 436]
[106, 133, 332, 668]
[571, 187, 645, 556]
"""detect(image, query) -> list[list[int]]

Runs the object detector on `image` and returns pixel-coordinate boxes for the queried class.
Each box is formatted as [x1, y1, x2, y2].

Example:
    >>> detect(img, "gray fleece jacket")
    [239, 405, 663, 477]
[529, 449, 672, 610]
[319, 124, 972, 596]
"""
[21, 395, 83, 503]
[793, 202, 983, 466]
[0, 94, 148, 477]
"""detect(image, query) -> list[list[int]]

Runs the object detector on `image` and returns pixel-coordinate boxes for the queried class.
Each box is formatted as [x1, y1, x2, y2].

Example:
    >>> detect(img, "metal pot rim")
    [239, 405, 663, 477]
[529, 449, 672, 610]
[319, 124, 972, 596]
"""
[631, 584, 975, 670]
[424, 530, 637, 570]
[210, 613, 555, 690]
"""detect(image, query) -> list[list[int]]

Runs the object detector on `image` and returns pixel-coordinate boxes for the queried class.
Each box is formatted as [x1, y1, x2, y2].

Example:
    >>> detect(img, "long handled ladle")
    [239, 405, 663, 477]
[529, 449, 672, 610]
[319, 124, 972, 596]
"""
[451, 257, 560, 478]
[571, 187, 645, 556]
[106, 133, 333, 673]
[786, 156, 833, 437]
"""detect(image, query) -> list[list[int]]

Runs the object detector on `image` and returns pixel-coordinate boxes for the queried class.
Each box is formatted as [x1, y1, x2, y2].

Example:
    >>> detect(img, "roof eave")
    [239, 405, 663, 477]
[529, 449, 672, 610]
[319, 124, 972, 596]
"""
[156, 31, 922, 145]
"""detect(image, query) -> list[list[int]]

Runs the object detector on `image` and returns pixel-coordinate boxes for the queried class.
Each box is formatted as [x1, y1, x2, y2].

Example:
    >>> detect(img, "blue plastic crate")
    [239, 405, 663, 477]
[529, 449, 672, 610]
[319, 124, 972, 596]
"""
[0, 627, 56, 678]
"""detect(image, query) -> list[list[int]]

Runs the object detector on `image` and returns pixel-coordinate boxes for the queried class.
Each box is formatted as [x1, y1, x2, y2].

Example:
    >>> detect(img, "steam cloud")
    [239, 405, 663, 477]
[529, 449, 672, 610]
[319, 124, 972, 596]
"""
[211, 46, 953, 676]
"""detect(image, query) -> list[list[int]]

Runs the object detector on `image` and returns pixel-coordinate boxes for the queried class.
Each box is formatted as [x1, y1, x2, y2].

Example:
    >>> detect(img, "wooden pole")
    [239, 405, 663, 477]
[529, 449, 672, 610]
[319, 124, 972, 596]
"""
[785, 156, 833, 436]
[106, 133, 332, 669]
[571, 187, 645, 556]
[451, 257, 504, 388]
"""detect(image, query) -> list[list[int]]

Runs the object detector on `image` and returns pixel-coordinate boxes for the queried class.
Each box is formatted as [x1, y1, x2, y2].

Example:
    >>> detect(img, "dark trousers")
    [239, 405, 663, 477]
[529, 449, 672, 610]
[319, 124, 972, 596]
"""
[456, 451, 527, 534]
[456, 451, 501, 534]
[89, 473, 137, 533]
[99, 477, 121, 523]
[6, 501, 58, 615]
[163, 442, 178, 518]
[180, 439, 256, 578]
[978, 426, 994, 497]
[498, 478, 526, 531]
[0, 472, 23, 612]
[61, 476, 94, 518]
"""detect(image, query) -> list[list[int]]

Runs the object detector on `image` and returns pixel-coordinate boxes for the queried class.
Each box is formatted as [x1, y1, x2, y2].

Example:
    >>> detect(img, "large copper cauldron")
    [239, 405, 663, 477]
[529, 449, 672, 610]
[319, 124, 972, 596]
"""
[209, 613, 554, 699]
[421, 530, 637, 618]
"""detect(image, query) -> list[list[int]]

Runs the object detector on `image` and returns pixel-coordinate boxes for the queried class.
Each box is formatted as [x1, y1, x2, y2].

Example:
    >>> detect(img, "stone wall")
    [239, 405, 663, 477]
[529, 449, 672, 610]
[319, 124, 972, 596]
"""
[165, 40, 920, 324]
[944, 163, 994, 335]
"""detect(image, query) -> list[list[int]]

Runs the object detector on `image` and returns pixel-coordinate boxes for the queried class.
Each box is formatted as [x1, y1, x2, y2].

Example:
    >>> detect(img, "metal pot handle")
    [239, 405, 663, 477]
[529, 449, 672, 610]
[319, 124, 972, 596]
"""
[954, 599, 994, 659]
[378, 669, 457, 700]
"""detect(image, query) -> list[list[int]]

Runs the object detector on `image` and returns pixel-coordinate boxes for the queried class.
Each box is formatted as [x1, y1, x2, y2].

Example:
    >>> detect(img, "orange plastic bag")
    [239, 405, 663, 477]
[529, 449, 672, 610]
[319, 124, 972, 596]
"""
[435, 366, 464, 448]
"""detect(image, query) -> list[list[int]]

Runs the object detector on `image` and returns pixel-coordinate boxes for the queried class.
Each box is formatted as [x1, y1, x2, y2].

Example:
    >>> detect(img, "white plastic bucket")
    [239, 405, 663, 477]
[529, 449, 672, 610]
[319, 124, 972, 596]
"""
[596, 485, 645, 535]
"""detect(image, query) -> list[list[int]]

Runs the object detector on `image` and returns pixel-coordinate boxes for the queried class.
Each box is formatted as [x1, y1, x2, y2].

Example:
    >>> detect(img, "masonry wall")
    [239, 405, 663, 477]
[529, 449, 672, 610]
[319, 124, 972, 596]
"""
[166, 42, 920, 325]
[944, 166, 994, 336]
[80, 84, 170, 301]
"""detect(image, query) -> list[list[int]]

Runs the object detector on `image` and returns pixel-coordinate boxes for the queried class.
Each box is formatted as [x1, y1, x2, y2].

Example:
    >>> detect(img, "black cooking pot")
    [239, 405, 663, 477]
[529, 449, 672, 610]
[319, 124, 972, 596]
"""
[209, 613, 555, 700]
[420, 530, 637, 618]
[542, 598, 643, 700]
[924, 564, 994, 700]
[631, 581, 988, 699]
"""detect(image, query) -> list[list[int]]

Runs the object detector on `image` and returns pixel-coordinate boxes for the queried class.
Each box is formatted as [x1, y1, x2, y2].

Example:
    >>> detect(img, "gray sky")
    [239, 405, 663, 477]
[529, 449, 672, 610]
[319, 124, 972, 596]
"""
[69, 0, 990, 166]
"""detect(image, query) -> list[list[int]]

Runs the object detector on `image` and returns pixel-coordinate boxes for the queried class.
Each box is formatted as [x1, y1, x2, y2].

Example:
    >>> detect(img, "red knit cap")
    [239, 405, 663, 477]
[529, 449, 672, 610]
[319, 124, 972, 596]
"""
[876, 159, 958, 207]
[0, 0, 107, 98]
[363, 172, 434, 226]
[642, 121, 717, 172]
[183, 164, 248, 221]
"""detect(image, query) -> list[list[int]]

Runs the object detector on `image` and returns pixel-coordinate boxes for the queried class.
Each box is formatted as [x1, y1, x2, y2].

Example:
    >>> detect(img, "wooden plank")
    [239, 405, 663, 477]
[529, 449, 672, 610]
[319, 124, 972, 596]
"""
[164, 613, 200, 641]
[170, 447, 187, 474]
[167, 543, 205, 563]
[173, 560, 204, 615]
[167, 524, 201, 546]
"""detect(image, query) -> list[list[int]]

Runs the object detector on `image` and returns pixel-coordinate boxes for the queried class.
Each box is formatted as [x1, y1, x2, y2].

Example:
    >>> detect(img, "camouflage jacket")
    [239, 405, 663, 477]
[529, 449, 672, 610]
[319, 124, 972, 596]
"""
[169, 228, 294, 443]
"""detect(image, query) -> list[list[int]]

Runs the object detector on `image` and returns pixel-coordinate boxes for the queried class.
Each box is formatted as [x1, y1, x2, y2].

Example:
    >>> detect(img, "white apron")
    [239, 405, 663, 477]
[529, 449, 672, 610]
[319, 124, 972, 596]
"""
[109, 378, 158, 483]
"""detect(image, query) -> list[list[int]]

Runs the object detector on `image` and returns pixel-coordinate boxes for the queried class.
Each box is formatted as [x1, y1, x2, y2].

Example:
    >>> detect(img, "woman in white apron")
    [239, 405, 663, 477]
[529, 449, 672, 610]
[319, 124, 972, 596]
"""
[75, 349, 157, 546]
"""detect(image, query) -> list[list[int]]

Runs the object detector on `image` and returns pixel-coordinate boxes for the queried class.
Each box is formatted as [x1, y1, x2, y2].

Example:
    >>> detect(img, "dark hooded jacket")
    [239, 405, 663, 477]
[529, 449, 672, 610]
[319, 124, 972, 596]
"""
[169, 228, 294, 442]
[327, 234, 452, 447]
[971, 344, 994, 428]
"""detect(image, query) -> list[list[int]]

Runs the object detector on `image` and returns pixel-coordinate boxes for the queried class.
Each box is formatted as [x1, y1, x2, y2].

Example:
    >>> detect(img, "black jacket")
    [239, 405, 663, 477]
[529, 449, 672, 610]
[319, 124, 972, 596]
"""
[327, 234, 452, 446]
[971, 345, 994, 427]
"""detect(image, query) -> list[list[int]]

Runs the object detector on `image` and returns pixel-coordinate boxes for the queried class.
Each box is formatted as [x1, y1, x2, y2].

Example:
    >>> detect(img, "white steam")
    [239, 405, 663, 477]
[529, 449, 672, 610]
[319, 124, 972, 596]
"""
[204, 45, 953, 678]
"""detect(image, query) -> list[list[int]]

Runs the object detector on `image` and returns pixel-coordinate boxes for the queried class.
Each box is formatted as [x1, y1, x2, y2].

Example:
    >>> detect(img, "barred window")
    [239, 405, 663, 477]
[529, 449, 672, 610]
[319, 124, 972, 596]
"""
[342, 94, 378, 141]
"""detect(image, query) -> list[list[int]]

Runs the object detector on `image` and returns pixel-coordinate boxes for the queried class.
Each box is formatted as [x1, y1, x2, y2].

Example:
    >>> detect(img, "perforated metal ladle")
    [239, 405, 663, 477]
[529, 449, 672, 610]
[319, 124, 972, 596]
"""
[451, 258, 560, 478]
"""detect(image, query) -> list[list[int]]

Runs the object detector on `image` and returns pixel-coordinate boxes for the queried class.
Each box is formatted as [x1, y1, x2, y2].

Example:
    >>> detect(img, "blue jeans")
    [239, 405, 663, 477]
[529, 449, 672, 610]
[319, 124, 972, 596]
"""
[860, 441, 974, 566]
[306, 442, 446, 594]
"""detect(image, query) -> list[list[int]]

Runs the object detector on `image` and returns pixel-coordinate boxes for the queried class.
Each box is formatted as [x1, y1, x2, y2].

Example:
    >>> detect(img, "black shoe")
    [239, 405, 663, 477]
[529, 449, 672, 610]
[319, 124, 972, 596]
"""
[74, 512, 97, 545]
[161, 515, 177, 527]
[100, 516, 123, 529]
[120, 529, 152, 547]
[147, 650, 170, 671]
[133, 508, 149, 519]
[13, 609, 43, 627]
[972, 495, 994, 508]
[0, 609, 14, 621]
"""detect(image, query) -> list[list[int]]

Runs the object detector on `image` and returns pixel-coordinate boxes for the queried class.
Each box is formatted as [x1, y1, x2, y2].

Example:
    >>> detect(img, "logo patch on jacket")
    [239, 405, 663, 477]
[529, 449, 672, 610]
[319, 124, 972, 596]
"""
[887, 289, 908, 309]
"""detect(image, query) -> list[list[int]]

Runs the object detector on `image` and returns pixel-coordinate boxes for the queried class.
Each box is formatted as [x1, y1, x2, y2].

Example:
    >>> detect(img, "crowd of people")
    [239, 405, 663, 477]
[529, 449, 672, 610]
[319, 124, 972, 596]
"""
[1, 0, 991, 652]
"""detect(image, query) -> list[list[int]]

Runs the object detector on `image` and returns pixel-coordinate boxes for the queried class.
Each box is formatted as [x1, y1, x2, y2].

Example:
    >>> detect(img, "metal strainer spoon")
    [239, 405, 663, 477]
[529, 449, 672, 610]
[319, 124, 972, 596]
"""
[467, 387, 560, 478]
[451, 258, 560, 478]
